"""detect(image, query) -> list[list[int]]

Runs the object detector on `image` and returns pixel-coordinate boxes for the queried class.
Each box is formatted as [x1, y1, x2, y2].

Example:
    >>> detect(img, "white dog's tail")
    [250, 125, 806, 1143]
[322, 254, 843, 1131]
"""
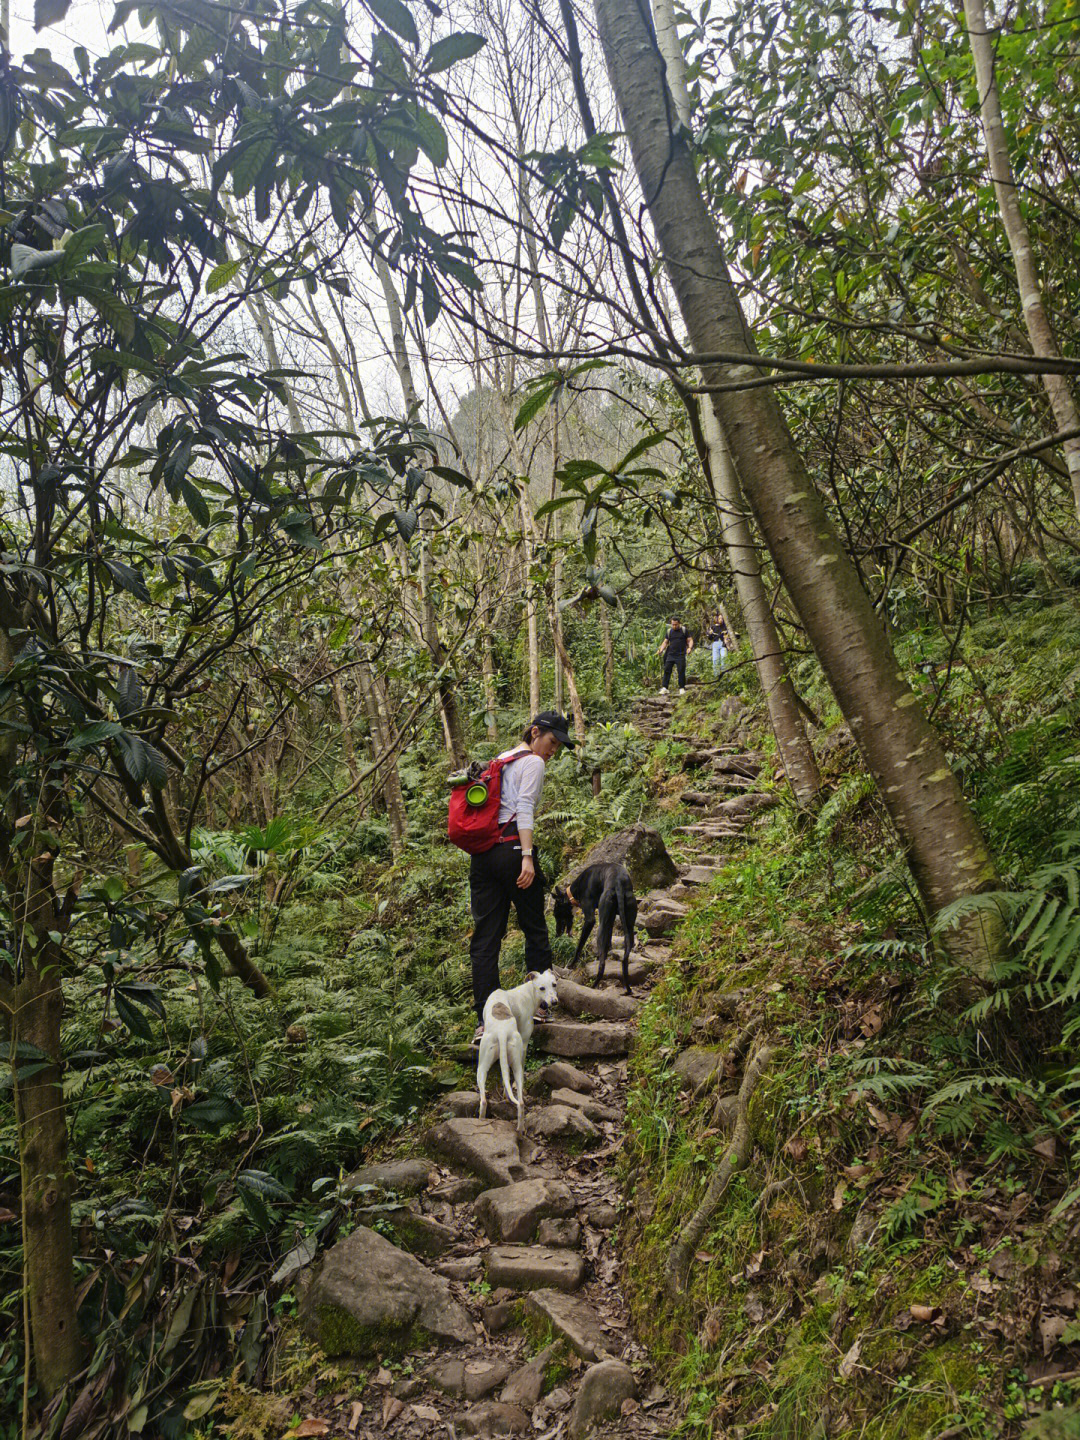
[497, 1031, 520, 1108]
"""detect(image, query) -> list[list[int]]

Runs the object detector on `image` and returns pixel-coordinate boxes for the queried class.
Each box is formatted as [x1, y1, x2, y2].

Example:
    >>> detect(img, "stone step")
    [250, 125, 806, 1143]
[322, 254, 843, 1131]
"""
[441, 1091, 517, 1122]
[680, 790, 714, 807]
[484, 1244, 587, 1292]
[474, 1178, 576, 1244]
[550, 1087, 620, 1123]
[583, 956, 656, 984]
[343, 1158, 437, 1197]
[535, 1021, 630, 1058]
[426, 1116, 531, 1187]
[526, 1060, 596, 1095]
[527, 1103, 600, 1144]
[523, 1289, 614, 1361]
[681, 864, 723, 886]
[552, 975, 638, 1021]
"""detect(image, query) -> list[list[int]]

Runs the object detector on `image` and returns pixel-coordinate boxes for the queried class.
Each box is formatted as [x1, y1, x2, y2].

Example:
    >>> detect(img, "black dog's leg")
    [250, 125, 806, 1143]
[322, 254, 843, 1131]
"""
[571, 908, 596, 970]
[595, 891, 618, 988]
[620, 898, 637, 994]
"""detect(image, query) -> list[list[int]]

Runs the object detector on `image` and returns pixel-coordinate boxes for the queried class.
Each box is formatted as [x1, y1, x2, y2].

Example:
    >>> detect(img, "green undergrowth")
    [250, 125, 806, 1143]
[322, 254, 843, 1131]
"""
[623, 602, 1080, 1438]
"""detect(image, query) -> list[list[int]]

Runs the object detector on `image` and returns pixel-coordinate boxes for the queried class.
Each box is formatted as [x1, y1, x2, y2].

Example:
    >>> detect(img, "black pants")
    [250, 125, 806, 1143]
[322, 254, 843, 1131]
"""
[663, 654, 687, 688]
[469, 842, 554, 1021]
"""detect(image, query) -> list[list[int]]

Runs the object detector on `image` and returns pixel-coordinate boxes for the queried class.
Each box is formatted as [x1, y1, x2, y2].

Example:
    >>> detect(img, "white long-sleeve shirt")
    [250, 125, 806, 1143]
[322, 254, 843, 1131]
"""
[496, 748, 546, 831]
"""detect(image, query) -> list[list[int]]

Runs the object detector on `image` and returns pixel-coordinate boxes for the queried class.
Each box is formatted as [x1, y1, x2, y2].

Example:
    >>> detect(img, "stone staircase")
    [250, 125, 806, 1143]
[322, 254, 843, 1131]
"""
[290, 695, 776, 1438]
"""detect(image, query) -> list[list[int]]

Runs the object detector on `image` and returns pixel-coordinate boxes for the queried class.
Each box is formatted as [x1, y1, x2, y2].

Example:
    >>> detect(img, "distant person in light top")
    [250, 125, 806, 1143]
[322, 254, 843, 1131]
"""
[658, 617, 693, 695]
[469, 711, 574, 1047]
[707, 609, 733, 676]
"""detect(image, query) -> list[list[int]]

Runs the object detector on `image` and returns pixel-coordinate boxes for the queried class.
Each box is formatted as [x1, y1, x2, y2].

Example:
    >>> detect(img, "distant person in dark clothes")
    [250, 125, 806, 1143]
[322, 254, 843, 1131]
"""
[707, 609, 733, 676]
[468, 711, 574, 1046]
[658, 618, 693, 694]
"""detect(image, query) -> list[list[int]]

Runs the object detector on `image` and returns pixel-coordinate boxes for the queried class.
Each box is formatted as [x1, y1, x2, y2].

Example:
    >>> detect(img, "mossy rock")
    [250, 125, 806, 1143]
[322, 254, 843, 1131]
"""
[299, 1226, 472, 1357]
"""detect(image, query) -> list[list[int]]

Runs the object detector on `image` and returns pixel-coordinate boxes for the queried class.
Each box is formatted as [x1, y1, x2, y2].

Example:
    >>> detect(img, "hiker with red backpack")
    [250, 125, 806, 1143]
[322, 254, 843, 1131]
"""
[447, 711, 574, 1045]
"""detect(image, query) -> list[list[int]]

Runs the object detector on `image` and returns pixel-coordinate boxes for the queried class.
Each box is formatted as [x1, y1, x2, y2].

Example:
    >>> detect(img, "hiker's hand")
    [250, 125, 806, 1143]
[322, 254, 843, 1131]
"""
[517, 856, 535, 889]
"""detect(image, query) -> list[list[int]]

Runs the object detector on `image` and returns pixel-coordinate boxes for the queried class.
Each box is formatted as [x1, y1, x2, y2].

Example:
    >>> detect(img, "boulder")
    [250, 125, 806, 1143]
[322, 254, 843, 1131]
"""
[300, 1226, 472, 1356]
[716, 792, 778, 816]
[527, 1103, 599, 1144]
[550, 1088, 619, 1123]
[682, 865, 722, 887]
[485, 1244, 587, 1292]
[429, 1176, 485, 1205]
[523, 1289, 612, 1361]
[584, 1200, 617, 1230]
[426, 1117, 528, 1187]
[500, 1343, 560, 1407]
[712, 753, 763, 778]
[719, 696, 748, 720]
[429, 1358, 513, 1402]
[680, 790, 713, 807]
[584, 955, 656, 984]
[553, 976, 638, 1021]
[465, 1361, 514, 1403]
[474, 1178, 576, 1244]
[441, 1091, 517, 1122]
[455, 1402, 531, 1435]
[640, 899, 688, 938]
[577, 824, 677, 891]
[483, 1298, 520, 1333]
[673, 1047, 722, 1091]
[569, 1359, 638, 1438]
[526, 1061, 596, 1095]
[433, 1254, 482, 1281]
[342, 1158, 436, 1197]
[537, 1217, 582, 1248]
[536, 1021, 630, 1058]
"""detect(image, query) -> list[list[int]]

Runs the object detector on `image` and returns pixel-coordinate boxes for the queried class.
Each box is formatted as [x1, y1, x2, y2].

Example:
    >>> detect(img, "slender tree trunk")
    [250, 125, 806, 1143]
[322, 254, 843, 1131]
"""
[600, 593, 615, 702]
[591, 0, 1002, 973]
[477, 549, 499, 741]
[0, 629, 81, 1398]
[962, 0, 1080, 522]
[701, 406, 822, 806]
[367, 227, 468, 767]
[331, 672, 360, 786]
[8, 931, 81, 1398]
[519, 486, 542, 715]
[357, 661, 407, 853]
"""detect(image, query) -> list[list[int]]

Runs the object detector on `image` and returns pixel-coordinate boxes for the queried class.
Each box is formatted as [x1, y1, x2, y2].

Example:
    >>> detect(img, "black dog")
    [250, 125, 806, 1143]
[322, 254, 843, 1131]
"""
[552, 886, 574, 937]
[564, 864, 638, 994]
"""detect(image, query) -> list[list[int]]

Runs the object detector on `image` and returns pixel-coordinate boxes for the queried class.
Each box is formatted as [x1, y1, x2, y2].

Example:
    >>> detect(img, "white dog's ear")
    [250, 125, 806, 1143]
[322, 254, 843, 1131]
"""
[525, 971, 538, 982]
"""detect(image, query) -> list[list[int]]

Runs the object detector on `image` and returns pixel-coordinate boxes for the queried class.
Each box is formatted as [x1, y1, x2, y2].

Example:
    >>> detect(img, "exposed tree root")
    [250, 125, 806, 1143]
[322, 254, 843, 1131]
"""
[664, 1042, 775, 1296]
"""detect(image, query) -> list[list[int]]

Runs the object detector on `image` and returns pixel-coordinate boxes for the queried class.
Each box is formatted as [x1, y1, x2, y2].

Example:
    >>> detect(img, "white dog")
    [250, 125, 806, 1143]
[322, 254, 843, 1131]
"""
[477, 970, 558, 1133]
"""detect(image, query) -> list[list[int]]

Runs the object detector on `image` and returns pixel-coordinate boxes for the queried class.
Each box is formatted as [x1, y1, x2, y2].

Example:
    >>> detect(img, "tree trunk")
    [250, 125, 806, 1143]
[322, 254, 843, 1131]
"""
[600, 593, 615, 702]
[962, 0, 1080, 523]
[519, 487, 542, 716]
[358, 661, 408, 852]
[0, 631, 81, 1398]
[477, 551, 499, 742]
[331, 672, 360, 786]
[10, 954, 82, 1397]
[367, 225, 468, 767]
[591, 0, 1002, 973]
[701, 403, 822, 806]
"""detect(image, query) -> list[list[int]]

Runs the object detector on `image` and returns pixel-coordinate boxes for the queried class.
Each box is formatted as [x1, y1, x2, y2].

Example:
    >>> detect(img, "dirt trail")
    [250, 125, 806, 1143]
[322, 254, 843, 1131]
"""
[294, 692, 770, 1439]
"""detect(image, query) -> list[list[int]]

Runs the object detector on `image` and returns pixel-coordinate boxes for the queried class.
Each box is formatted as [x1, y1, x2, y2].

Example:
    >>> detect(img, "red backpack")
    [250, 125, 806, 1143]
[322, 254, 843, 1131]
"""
[447, 748, 529, 854]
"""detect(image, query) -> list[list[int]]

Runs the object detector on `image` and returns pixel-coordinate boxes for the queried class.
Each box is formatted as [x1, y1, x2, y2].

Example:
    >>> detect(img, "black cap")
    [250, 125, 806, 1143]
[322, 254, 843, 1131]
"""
[530, 710, 575, 748]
